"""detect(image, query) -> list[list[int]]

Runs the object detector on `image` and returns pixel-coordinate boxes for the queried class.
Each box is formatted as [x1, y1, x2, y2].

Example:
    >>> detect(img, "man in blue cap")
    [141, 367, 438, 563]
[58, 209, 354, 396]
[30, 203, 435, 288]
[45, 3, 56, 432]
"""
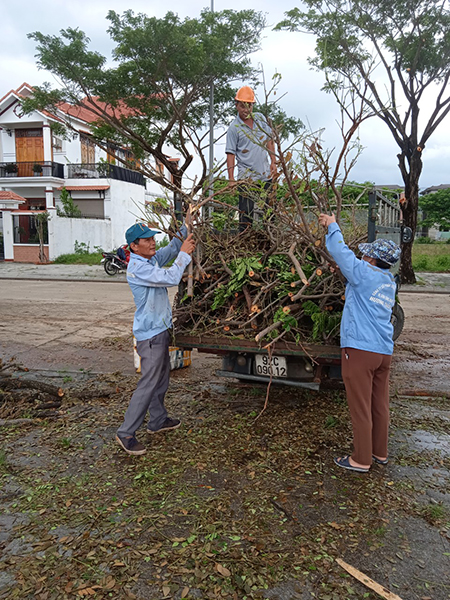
[319, 213, 401, 473]
[116, 222, 195, 455]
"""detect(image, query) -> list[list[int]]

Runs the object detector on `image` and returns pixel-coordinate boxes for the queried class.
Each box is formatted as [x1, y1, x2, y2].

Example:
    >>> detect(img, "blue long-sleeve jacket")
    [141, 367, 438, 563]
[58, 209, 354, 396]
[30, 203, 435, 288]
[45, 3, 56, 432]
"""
[325, 222, 396, 355]
[127, 225, 191, 341]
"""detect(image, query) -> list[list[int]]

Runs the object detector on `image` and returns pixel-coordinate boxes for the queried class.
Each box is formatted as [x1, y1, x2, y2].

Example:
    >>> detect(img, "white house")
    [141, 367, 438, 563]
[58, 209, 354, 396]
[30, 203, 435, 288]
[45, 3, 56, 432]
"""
[0, 83, 173, 262]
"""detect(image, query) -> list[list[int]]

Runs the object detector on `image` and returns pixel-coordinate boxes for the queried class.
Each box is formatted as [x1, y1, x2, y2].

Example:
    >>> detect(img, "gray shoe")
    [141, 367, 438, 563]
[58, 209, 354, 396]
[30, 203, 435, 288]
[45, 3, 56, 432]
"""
[116, 435, 146, 455]
[147, 417, 181, 434]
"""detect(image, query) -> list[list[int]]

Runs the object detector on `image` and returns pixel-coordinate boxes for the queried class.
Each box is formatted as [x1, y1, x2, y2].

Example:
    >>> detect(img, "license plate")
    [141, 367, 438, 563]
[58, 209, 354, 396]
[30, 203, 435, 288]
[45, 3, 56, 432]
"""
[254, 354, 287, 378]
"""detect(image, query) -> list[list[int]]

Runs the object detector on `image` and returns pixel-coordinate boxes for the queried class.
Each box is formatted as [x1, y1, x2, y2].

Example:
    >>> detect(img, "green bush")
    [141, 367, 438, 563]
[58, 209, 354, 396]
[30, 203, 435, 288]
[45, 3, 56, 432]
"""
[415, 236, 433, 244]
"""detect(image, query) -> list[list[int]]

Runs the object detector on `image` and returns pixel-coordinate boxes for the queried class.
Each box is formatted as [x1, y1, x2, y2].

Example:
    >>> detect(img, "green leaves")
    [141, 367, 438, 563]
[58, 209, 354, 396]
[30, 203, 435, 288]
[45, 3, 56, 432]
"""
[419, 188, 450, 228]
[303, 300, 342, 341]
[212, 257, 263, 310]
[24, 9, 266, 194]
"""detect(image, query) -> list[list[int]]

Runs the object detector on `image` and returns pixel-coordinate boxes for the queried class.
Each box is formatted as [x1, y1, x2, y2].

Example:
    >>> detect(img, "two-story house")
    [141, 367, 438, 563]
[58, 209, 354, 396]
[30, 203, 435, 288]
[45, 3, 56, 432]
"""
[0, 83, 173, 262]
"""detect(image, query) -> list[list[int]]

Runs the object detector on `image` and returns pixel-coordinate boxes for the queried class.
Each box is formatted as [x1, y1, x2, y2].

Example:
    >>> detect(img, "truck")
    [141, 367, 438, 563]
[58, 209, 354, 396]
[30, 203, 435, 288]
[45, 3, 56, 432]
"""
[174, 190, 412, 391]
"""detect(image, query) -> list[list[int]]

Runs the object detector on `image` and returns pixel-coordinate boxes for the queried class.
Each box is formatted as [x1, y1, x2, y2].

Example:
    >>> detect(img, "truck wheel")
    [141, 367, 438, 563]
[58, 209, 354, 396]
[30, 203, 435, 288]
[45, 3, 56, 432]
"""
[104, 259, 118, 276]
[391, 303, 404, 341]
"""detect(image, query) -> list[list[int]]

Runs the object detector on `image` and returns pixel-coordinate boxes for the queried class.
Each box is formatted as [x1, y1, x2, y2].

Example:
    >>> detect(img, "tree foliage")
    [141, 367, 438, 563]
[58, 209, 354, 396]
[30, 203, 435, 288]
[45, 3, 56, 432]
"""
[57, 187, 82, 218]
[420, 188, 450, 229]
[277, 0, 450, 283]
[24, 9, 266, 194]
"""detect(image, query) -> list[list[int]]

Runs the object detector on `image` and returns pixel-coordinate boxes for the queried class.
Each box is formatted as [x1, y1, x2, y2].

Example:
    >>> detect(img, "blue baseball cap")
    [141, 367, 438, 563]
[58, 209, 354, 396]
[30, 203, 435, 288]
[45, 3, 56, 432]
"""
[126, 223, 159, 245]
[358, 239, 401, 266]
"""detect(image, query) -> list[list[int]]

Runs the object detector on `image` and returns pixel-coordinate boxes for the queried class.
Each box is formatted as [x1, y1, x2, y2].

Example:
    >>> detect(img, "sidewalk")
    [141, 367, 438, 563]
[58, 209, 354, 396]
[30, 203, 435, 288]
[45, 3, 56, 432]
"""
[400, 272, 450, 293]
[0, 262, 127, 283]
[0, 262, 449, 291]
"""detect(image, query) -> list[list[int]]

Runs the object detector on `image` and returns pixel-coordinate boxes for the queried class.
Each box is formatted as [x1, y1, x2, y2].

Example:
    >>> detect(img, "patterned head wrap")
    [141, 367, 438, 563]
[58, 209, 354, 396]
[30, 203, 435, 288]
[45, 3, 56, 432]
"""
[358, 239, 401, 266]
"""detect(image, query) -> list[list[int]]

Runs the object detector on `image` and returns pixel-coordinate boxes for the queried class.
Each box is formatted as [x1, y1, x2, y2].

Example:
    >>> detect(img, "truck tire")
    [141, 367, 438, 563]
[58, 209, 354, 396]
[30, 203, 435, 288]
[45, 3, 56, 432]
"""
[391, 303, 404, 341]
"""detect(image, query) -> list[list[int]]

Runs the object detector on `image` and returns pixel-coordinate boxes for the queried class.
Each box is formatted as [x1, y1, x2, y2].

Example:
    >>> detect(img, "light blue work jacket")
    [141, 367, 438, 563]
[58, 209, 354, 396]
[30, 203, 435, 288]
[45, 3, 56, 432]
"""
[127, 225, 191, 341]
[326, 222, 396, 355]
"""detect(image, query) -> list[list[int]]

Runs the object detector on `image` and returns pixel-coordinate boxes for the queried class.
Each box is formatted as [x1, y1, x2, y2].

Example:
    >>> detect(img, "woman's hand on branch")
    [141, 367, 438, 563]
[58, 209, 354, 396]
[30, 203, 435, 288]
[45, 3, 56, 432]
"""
[319, 213, 336, 228]
[181, 233, 196, 255]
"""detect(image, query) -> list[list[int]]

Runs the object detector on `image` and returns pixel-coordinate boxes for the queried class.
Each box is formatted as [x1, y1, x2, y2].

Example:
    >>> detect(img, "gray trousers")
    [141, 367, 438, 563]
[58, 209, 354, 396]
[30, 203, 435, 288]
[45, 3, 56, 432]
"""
[117, 330, 170, 437]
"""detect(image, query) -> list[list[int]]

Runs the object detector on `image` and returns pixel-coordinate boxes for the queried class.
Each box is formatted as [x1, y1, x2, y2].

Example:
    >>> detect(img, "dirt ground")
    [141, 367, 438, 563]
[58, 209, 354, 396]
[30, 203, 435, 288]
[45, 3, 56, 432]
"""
[0, 281, 449, 599]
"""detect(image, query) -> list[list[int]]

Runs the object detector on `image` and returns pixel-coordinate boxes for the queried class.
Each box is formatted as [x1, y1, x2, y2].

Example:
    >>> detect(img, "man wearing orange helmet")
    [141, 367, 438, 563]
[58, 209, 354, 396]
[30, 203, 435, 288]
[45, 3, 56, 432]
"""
[226, 86, 276, 232]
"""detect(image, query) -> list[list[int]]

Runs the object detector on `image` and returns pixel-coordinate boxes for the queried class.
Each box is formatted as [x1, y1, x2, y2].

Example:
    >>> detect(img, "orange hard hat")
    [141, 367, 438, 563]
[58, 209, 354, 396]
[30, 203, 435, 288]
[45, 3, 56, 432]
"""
[235, 86, 255, 103]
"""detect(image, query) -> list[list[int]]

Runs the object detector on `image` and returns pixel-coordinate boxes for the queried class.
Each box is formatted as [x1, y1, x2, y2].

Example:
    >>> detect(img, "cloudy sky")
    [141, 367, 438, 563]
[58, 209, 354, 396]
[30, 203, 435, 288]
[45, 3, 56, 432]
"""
[2, 0, 450, 189]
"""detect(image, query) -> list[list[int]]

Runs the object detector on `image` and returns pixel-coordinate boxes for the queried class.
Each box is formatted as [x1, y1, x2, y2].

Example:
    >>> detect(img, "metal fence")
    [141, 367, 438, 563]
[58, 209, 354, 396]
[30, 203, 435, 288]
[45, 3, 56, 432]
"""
[66, 163, 145, 186]
[0, 162, 65, 179]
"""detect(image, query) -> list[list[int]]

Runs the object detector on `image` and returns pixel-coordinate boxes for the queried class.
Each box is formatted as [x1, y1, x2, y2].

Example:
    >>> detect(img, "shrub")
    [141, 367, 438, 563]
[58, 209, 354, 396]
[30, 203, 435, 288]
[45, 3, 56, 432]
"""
[415, 236, 433, 244]
[74, 240, 91, 255]
[57, 187, 82, 218]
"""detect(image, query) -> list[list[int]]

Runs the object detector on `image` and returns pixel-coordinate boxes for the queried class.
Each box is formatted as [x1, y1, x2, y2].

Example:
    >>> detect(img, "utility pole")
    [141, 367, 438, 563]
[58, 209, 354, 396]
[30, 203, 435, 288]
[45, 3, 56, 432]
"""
[208, 0, 215, 204]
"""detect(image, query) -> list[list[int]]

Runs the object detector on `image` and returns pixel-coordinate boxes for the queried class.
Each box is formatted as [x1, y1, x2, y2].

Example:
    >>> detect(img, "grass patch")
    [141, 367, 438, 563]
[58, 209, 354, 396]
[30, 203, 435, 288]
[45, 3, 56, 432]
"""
[54, 252, 103, 265]
[412, 242, 450, 272]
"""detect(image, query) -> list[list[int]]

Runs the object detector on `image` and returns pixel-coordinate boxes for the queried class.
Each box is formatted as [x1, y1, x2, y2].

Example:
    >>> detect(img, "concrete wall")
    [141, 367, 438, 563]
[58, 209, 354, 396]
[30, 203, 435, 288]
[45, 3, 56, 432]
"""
[0, 127, 16, 161]
[51, 179, 170, 256]
[108, 179, 147, 245]
[52, 214, 112, 255]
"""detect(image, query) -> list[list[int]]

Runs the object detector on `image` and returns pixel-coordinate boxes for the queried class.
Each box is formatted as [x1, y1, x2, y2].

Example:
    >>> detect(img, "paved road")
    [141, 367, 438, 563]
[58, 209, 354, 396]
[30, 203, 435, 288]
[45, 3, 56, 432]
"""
[0, 280, 136, 374]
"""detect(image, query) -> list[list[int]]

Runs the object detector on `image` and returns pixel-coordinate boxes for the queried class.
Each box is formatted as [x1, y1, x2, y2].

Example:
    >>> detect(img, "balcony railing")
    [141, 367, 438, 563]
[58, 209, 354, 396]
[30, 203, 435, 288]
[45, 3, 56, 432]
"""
[66, 163, 145, 186]
[0, 162, 64, 179]
[0, 161, 145, 186]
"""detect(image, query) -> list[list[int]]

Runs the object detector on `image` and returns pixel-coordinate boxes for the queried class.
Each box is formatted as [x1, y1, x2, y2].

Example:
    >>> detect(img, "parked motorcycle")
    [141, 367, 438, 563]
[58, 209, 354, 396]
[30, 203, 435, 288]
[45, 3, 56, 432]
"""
[101, 251, 128, 276]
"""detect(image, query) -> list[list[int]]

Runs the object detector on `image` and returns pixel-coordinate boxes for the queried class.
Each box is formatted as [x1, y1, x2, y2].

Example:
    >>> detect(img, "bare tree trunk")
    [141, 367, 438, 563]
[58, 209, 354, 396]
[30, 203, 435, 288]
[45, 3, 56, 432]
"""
[398, 151, 422, 284]
[37, 215, 48, 264]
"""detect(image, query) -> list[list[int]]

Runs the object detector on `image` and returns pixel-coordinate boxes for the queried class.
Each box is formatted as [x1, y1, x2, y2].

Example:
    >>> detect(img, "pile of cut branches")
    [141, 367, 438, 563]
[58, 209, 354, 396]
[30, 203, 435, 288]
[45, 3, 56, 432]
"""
[147, 93, 377, 348]
[173, 177, 368, 347]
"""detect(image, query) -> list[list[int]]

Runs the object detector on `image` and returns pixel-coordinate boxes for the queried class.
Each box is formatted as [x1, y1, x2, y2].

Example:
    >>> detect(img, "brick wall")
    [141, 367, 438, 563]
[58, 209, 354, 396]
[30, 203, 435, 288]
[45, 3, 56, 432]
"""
[13, 245, 49, 263]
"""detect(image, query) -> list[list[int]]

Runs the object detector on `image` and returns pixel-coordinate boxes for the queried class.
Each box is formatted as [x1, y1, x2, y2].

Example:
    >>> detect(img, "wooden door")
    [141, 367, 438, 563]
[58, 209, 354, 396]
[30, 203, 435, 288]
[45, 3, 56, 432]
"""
[80, 134, 95, 165]
[15, 129, 44, 176]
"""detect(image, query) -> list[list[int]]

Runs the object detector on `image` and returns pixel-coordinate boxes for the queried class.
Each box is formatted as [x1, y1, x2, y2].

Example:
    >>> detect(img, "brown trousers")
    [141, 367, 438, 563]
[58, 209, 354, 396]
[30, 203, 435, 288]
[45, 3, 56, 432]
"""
[341, 347, 392, 465]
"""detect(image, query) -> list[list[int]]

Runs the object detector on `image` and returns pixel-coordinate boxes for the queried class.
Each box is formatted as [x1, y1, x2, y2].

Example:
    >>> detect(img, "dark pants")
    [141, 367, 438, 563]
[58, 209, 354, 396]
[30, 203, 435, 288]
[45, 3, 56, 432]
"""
[341, 347, 392, 465]
[238, 180, 273, 232]
[117, 330, 170, 437]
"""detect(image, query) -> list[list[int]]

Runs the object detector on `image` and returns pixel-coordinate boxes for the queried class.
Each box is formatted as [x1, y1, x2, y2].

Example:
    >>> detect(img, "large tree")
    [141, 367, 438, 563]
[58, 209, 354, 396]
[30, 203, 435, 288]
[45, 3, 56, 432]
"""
[420, 187, 450, 230]
[277, 0, 450, 283]
[23, 9, 266, 196]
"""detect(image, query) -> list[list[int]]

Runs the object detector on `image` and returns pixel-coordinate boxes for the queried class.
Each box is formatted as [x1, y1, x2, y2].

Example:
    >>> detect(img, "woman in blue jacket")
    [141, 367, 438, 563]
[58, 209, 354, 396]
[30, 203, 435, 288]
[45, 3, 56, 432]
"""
[319, 213, 401, 473]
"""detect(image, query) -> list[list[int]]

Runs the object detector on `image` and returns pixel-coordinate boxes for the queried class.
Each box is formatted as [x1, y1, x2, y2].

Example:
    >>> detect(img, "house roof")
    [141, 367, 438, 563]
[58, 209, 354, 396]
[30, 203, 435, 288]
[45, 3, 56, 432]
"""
[0, 83, 132, 126]
[0, 82, 64, 123]
[0, 191, 26, 202]
[421, 184, 450, 195]
[57, 98, 138, 124]
[0, 82, 35, 105]
[57, 185, 110, 191]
